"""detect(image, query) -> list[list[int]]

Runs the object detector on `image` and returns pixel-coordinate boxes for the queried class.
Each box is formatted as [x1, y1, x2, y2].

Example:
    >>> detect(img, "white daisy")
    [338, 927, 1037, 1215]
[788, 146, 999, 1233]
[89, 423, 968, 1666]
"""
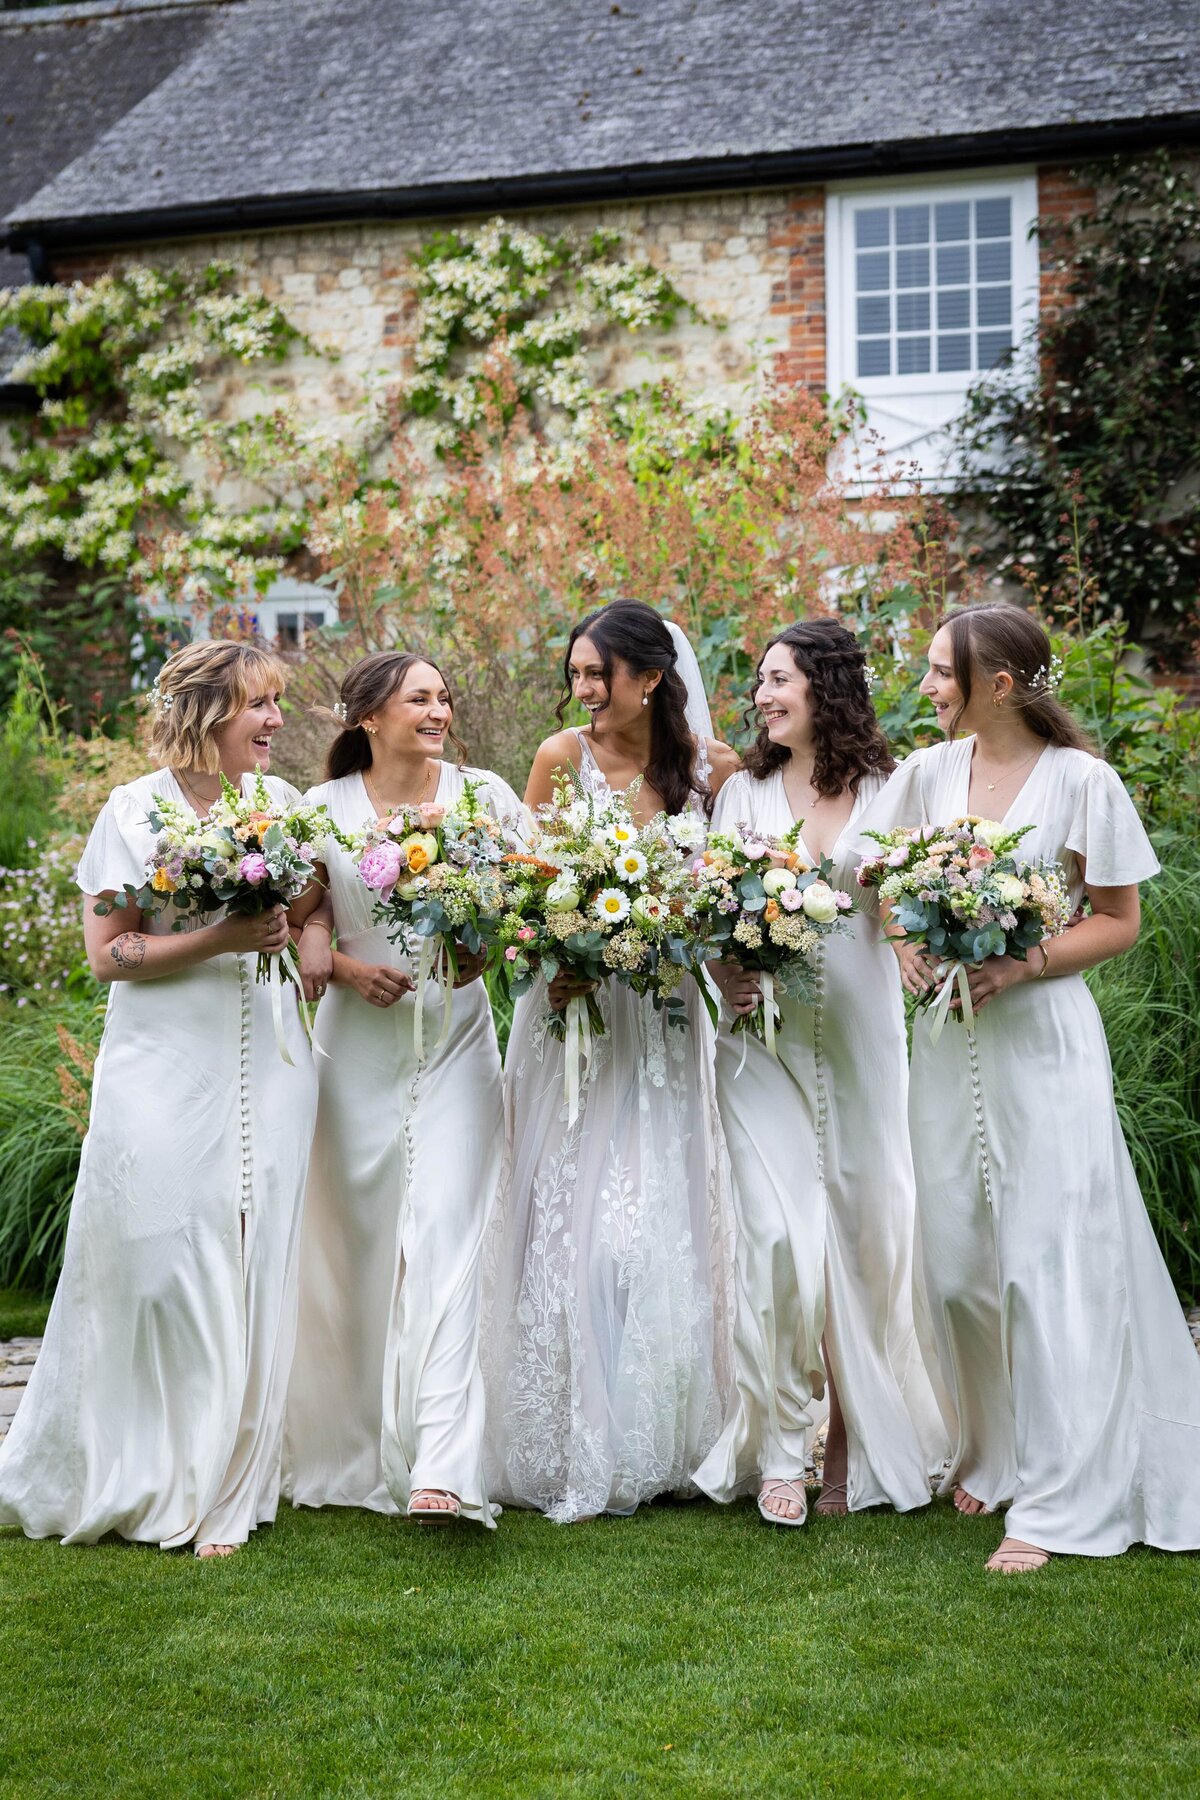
[607, 821, 638, 847]
[615, 849, 648, 883]
[594, 887, 631, 924]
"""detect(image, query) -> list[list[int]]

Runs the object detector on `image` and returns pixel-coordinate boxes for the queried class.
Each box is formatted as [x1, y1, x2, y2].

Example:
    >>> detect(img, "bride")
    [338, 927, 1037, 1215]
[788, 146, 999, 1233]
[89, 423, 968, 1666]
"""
[482, 600, 739, 1521]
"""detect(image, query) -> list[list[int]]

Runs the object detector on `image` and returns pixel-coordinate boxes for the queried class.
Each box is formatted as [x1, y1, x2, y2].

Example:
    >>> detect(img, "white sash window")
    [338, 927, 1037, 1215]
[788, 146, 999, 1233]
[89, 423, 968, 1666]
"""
[826, 172, 1039, 485]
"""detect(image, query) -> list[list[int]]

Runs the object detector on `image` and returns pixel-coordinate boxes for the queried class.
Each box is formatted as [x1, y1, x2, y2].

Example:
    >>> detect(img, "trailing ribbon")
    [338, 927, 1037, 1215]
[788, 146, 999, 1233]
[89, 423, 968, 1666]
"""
[564, 992, 594, 1128]
[928, 958, 975, 1044]
[269, 950, 296, 1068]
[734, 973, 780, 1079]
[412, 935, 455, 1064]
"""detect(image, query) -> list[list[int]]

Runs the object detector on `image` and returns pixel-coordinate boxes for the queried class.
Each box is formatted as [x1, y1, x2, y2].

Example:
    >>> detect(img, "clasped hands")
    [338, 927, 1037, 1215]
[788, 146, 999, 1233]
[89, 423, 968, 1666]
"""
[894, 941, 1042, 1014]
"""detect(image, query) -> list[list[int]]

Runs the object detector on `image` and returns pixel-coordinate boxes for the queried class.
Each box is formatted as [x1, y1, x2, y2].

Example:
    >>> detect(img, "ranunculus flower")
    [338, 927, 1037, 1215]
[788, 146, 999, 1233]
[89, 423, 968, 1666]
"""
[518, 926, 537, 941]
[238, 853, 269, 886]
[761, 867, 798, 897]
[743, 840, 769, 860]
[972, 818, 1006, 848]
[418, 803, 446, 827]
[994, 873, 1026, 905]
[631, 893, 667, 928]
[968, 845, 995, 869]
[886, 847, 909, 867]
[358, 841, 404, 898]
[801, 880, 838, 923]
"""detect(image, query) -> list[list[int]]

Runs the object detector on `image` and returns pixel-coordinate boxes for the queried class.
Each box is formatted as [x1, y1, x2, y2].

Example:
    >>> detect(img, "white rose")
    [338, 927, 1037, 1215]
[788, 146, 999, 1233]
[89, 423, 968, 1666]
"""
[972, 819, 1007, 848]
[800, 880, 839, 923]
[994, 873, 1026, 906]
[761, 867, 798, 897]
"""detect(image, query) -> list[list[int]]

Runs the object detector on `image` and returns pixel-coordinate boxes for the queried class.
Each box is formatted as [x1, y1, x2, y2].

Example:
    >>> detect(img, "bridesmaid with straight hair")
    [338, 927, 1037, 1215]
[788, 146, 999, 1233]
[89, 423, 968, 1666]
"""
[863, 602, 1200, 1570]
[695, 618, 948, 1527]
[284, 650, 524, 1528]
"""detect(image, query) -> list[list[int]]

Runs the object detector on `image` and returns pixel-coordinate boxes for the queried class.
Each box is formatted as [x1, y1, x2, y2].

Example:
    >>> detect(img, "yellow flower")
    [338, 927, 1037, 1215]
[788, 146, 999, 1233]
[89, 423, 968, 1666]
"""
[151, 867, 177, 893]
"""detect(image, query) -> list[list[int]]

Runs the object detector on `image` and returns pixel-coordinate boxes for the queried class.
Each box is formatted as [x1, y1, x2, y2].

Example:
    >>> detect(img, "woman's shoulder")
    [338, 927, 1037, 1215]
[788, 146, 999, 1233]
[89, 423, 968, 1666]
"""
[533, 728, 583, 766]
[702, 738, 742, 791]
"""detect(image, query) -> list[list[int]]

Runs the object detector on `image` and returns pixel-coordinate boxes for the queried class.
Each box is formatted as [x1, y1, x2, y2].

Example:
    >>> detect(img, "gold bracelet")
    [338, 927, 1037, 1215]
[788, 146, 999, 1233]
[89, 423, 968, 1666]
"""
[304, 918, 334, 934]
[1036, 943, 1050, 978]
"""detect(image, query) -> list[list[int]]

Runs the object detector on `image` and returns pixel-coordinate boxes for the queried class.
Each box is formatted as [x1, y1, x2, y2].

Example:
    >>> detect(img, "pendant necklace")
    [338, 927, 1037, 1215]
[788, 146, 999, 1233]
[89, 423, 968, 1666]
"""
[364, 760, 434, 816]
[977, 746, 1042, 793]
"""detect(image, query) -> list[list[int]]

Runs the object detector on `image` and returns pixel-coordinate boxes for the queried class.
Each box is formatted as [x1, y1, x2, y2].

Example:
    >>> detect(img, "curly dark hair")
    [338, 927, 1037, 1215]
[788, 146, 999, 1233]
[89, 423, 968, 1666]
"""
[556, 600, 706, 816]
[742, 618, 894, 796]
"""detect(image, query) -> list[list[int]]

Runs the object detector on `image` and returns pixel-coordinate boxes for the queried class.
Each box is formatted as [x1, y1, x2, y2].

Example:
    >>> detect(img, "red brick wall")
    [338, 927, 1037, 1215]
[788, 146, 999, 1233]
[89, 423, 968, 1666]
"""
[766, 188, 825, 391]
[1036, 166, 1094, 325]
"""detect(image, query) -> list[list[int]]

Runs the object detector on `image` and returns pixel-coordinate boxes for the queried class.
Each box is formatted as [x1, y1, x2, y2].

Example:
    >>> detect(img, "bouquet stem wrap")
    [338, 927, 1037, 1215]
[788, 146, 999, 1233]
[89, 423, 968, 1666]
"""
[412, 935, 455, 1064]
[928, 959, 975, 1044]
[734, 970, 781, 1079]
[565, 992, 595, 1128]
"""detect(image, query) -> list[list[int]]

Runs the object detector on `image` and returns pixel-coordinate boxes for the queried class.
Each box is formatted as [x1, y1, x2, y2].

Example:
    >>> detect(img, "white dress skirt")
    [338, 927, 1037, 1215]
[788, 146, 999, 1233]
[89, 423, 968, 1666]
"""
[693, 768, 949, 1509]
[282, 764, 522, 1529]
[858, 738, 1200, 1555]
[481, 733, 735, 1522]
[0, 769, 317, 1550]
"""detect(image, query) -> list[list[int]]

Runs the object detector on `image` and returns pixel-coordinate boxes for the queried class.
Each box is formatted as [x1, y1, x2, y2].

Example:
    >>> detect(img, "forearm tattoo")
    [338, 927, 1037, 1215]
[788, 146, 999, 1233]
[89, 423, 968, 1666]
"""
[110, 932, 147, 970]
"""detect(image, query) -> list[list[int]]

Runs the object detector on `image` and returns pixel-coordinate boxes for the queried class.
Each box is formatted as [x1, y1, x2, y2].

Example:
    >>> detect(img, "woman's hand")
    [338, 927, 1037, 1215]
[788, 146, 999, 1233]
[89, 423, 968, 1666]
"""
[217, 906, 290, 958]
[298, 922, 334, 1001]
[712, 959, 762, 1017]
[894, 940, 936, 998]
[345, 958, 414, 1009]
[547, 970, 599, 1013]
[450, 945, 487, 989]
[961, 953, 1036, 1013]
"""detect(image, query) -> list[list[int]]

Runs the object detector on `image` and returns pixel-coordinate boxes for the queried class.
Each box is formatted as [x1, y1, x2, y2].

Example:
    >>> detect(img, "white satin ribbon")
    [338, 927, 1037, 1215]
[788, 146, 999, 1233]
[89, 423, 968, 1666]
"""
[564, 992, 594, 1128]
[928, 958, 975, 1044]
[269, 951, 296, 1067]
[734, 972, 779, 1079]
[412, 935, 455, 1064]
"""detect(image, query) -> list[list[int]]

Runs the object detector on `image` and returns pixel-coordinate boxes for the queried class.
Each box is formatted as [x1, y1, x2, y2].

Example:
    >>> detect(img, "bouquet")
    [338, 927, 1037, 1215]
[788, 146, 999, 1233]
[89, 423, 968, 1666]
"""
[355, 779, 517, 1055]
[95, 770, 343, 1060]
[689, 821, 855, 1057]
[495, 772, 711, 1121]
[856, 815, 1071, 1038]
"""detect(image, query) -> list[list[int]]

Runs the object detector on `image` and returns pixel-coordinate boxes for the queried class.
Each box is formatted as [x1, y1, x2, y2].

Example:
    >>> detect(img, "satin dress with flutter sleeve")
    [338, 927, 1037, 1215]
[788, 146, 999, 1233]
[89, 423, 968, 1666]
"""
[857, 739, 1200, 1555]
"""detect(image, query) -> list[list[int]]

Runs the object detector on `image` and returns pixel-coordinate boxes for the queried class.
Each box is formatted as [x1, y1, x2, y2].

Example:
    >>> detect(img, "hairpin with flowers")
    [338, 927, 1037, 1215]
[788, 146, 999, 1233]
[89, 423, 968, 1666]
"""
[1029, 653, 1065, 697]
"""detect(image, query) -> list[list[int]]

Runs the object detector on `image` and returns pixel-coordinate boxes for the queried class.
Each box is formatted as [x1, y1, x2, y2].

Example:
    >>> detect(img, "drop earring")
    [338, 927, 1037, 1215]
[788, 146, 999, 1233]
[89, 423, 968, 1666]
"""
[642, 694, 649, 707]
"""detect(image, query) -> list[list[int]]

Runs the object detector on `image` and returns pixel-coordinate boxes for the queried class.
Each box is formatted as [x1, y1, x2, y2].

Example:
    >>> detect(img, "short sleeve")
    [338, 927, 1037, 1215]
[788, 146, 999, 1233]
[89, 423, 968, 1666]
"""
[850, 751, 932, 847]
[1065, 759, 1159, 887]
[711, 771, 754, 834]
[75, 785, 157, 896]
[264, 776, 302, 808]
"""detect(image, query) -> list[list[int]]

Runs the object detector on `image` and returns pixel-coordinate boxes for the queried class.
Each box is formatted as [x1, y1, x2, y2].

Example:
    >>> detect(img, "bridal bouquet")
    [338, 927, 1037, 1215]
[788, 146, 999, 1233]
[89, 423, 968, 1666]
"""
[856, 816, 1071, 1038]
[95, 771, 343, 1059]
[689, 822, 854, 1055]
[355, 779, 517, 1054]
[495, 773, 710, 1119]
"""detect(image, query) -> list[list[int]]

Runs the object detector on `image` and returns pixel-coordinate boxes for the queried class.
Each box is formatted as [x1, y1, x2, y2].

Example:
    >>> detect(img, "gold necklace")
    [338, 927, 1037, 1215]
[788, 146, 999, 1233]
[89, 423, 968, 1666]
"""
[974, 745, 1043, 793]
[176, 767, 223, 815]
[364, 760, 435, 816]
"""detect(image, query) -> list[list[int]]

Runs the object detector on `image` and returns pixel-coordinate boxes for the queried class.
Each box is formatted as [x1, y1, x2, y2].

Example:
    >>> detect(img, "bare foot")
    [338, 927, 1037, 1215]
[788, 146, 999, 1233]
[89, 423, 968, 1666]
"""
[954, 1485, 993, 1516]
[409, 1488, 461, 1521]
[194, 1543, 238, 1559]
[986, 1536, 1050, 1574]
[758, 1478, 807, 1526]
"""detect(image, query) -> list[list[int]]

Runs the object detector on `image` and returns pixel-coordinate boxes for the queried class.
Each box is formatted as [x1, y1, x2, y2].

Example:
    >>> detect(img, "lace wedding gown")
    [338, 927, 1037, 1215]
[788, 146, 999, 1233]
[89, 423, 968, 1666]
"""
[282, 764, 523, 1529]
[860, 740, 1200, 1555]
[481, 733, 734, 1522]
[693, 769, 949, 1509]
[0, 770, 317, 1549]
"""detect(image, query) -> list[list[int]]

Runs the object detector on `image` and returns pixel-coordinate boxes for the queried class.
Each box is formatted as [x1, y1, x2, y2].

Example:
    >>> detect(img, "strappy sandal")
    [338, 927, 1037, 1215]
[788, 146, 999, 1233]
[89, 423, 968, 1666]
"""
[954, 1485, 994, 1516]
[986, 1537, 1050, 1574]
[757, 1478, 808, 1527]
[814, 1478, 849, 1516]
[408, 1489, 461, 1523]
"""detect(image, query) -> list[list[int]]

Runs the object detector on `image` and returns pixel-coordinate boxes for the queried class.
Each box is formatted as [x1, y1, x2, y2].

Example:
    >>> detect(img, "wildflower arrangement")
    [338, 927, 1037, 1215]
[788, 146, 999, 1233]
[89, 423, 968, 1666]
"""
[95, 770, 341, 991]
[856, 816, 1072, 1036]
[689, 822, 855, 1051]
[0, 842, 89, 1004]
[355, 780, 519, 1048]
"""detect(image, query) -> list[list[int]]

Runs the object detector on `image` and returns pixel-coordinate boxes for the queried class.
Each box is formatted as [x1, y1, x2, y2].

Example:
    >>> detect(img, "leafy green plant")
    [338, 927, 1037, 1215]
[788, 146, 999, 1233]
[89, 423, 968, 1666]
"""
[0, 655, 67, 868]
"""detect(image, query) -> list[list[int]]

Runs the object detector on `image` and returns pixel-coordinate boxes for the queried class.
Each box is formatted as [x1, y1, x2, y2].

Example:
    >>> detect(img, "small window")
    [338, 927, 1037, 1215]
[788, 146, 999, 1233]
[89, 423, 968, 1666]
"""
[275, 612, 300, 649]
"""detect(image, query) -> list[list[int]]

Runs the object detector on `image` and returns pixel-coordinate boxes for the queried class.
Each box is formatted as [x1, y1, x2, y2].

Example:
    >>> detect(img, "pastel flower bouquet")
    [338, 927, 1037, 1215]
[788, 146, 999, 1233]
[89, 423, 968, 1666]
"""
[856, 816, 1071, 1037]
[689, 822, 855, 1055]
[495, 773, 711, 1120]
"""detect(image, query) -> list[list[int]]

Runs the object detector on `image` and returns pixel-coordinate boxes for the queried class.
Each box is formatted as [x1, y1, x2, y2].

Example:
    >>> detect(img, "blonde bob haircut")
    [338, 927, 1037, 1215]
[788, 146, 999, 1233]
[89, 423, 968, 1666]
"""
[149, 640, 288, 774]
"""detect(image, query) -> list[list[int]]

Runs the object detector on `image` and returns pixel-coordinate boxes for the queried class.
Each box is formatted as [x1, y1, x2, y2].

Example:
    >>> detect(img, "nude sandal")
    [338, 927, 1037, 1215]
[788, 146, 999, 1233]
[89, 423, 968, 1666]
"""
[986, 1537, 1050, 1573]
[408, 1489, 461, 1523]
[757, 1478, 808, 1527]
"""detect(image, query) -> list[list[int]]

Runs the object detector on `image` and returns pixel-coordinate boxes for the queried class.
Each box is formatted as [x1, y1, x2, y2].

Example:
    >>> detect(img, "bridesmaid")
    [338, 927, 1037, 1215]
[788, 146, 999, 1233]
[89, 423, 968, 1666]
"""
[482, 600, 740, 1522]
[0, 640, 316, 1556]
[694, 619, 948, 1527]
[283, 650, 524, 1528]
[865, 602, 1200, 1570]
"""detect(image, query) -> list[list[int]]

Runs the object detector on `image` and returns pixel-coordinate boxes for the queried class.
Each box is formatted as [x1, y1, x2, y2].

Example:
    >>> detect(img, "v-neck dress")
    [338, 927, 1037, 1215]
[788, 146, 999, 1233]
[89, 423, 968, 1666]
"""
[282, 764, 522, 1529]
[480, 732, 736, 1522]
[857, 738, 1200, 1555]
[693, 768, 949, 1508]
[0, 769, 317, 1550]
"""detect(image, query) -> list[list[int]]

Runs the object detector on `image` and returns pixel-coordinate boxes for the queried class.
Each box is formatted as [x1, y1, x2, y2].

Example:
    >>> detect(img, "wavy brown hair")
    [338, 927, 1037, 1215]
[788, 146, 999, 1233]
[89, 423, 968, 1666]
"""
[556, 600, 706, 815]
[743, 618, 894, 796]
[939, 604, 1095, 752]
[149, 640, 289, 775]
[324, 650, 468, 780]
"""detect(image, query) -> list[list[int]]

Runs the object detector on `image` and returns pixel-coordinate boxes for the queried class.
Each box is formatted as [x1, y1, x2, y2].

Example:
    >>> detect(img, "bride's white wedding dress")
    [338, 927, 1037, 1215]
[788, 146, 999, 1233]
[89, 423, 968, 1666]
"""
[481, 733, 734, 1522]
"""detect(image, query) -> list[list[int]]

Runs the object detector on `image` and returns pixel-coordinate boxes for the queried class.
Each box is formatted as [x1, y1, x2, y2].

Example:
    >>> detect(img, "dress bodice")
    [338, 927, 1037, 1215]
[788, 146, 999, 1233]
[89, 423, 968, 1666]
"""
[574, 729, 711, 818]
[712, 767, 885, 888]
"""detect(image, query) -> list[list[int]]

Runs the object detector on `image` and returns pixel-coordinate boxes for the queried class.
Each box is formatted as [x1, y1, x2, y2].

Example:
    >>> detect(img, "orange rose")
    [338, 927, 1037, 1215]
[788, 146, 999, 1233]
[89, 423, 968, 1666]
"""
[407, 844, 430, 874]
[764, 898, 781, 922]
[151, 867, 177, 893]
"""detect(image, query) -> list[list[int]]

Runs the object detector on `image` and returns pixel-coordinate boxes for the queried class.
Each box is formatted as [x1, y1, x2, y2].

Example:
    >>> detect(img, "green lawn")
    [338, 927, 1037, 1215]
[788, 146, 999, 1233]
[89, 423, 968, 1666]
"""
[0, 1286, 49, 1339]
[1, 1500, 1197, 1799]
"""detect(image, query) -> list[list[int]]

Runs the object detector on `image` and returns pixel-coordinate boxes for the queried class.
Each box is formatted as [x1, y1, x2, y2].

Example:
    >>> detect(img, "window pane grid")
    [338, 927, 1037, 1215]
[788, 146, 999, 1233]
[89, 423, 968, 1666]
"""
[854, 195, 1015, 380]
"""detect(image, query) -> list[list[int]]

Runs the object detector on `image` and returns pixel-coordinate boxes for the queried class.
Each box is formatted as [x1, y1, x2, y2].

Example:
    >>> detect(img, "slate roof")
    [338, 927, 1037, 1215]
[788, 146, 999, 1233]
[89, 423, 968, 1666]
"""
[4, 0, 1200, 249]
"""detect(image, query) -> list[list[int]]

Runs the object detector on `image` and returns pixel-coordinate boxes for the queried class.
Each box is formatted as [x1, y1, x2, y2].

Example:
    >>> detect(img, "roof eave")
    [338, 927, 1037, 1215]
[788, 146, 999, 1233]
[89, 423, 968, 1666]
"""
[9, 112, 1200, 253]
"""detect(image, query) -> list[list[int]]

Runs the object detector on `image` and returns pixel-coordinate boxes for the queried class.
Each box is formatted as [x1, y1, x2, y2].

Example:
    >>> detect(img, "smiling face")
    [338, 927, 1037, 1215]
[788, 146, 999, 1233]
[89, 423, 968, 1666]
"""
[919, 625, 972, 736]
[210, 686, 284, 778]
[366, 659, 452, 759]
[754, 641, 814, 752]
[568, 633, 660, 733]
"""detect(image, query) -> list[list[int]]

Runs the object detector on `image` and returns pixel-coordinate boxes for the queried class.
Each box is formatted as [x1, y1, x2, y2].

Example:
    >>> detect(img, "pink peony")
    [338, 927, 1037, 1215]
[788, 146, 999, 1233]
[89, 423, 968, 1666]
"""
[418, 802, 446, 827]
[358, 840, 404, 899]
[505, 946, 519, 961]
[238, 853, 268, 886]
[779, 887, 805, 911]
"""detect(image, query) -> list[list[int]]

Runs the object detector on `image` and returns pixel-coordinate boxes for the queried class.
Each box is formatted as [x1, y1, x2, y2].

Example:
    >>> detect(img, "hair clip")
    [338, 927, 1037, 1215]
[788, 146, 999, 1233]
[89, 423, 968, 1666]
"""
[332, 700, 349, 725]
[862, 663, 879, 695]
[1029, 653, 1064, 696]
[146, 677, 173, 713]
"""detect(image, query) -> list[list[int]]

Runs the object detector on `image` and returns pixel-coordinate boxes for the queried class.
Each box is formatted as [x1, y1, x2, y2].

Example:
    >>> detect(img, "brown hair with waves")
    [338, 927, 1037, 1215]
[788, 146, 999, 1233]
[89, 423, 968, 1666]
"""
[323, 649, 468, 780]
[149, 639, 289, 775]
[939, 604, 1095, 752]
[743, 617, 894, 796]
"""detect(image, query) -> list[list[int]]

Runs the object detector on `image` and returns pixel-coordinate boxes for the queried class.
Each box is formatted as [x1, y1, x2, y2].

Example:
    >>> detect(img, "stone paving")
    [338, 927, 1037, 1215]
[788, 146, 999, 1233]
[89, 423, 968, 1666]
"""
[3, 1313, 1200, 1445]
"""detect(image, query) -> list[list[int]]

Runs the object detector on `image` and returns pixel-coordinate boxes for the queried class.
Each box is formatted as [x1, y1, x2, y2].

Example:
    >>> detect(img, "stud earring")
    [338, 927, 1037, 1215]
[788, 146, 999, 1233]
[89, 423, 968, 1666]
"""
[992, 694, 1003, 707]
[365, 723, 378, 734]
